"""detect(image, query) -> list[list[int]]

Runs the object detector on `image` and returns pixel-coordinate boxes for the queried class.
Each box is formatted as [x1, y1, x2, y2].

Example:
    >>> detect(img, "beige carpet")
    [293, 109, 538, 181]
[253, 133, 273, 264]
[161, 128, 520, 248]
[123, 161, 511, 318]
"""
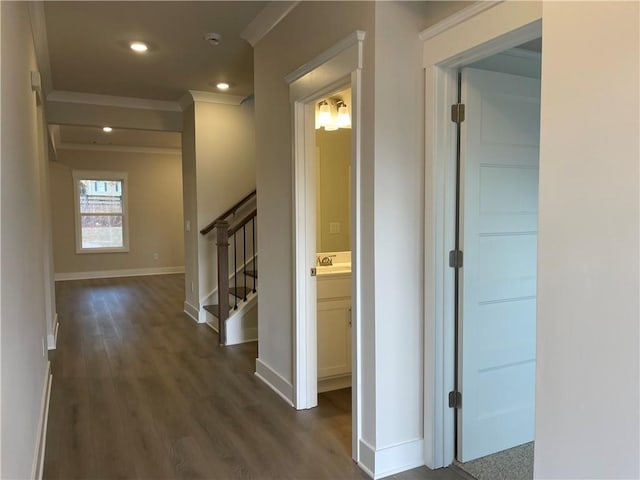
[456, 442, 534, 480]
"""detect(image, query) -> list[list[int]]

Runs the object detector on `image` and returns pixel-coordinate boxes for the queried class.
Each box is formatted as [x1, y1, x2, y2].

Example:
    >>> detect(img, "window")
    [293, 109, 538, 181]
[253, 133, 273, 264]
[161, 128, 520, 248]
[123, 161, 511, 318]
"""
[72, 170, 129, 253]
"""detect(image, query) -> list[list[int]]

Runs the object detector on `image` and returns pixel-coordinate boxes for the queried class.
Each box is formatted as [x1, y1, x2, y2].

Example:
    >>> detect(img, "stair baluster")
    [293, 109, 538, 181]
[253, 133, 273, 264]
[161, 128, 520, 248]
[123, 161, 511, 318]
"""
[251, 217, 256, 293]
[233, 232, 238, 310]
[242, 224, 248, 301]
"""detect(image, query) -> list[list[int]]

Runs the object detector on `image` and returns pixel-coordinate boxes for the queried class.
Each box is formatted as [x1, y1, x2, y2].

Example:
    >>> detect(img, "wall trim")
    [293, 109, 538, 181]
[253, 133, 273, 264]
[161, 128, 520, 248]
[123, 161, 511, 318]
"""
[54, 266, 185, 281]
[318, 374, 351, 393]
[418, 1, 504, 41]
[358, 438, 425, 480]
[255, 358, 294, 406]
[285, 30, 366, 85]
[57, 142, 181, 156]
[32, 362, 52, 480]
[240, 1, 299, 47]
[358, 439, 376, 478]
[184, 301, 200, 323]
[47, 317, 59, 350]
[46, 90, 181, 112]
[179, 90, 244, 110]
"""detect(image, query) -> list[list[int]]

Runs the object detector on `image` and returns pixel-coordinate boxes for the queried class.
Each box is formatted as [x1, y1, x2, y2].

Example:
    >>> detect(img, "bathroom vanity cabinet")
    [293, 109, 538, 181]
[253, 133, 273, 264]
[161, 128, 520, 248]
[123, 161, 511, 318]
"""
[317, 272, 352, 391]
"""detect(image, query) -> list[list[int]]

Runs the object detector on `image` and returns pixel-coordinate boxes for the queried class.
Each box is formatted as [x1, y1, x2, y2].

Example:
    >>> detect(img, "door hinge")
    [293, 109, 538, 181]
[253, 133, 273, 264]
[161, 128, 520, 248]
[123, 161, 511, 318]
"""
[449, 249, 463, 268]
[451, 103, 465, 124]
[448, 390, 462, 409]
[311, 267, 317, 277]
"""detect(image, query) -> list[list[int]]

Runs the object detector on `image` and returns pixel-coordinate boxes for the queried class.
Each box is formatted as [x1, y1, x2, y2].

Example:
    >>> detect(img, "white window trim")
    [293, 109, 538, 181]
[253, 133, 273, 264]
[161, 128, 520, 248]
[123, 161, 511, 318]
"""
[72, 170, 130, 254]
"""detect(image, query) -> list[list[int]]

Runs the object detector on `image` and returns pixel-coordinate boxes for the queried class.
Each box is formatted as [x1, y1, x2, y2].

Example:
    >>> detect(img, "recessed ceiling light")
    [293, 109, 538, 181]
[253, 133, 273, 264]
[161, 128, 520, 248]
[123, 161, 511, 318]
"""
[130, 41, 148, 53]
[102, 127, 113, 133]
[216, 82, 230, 91]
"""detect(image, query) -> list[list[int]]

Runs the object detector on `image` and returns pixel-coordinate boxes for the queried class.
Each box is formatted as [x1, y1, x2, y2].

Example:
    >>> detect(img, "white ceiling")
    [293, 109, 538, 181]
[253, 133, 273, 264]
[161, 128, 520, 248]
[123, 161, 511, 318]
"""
[44, 1, 267, 101]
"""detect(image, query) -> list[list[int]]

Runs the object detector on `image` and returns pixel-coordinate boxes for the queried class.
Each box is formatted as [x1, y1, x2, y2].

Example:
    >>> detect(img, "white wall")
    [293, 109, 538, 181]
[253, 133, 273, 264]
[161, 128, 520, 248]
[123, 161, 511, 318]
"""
[254, 0, 376, 431]
[195, 99, 255, 306]
[49, 149, 184, 276]
[255, 1, 433, 474]
[1, 2, 51, 477]
[180, 96, 256, 321]
[372, 1, 427, 451]
[534, 2, 639, 478]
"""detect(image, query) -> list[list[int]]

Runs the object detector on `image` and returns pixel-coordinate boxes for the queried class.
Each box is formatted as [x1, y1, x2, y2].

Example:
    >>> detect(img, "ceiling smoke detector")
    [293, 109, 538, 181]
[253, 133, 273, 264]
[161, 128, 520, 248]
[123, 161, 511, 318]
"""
[204, 32, 222, 46]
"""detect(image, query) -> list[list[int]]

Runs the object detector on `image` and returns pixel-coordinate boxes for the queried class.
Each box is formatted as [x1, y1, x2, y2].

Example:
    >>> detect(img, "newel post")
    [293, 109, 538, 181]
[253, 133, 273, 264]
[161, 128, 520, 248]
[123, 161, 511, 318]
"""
[215, 220, 230, 345]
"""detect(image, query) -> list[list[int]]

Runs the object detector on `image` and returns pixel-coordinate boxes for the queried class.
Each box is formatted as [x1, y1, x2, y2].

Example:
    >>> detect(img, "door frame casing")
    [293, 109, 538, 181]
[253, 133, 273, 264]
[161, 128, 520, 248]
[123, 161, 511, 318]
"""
[421, 2, 542, 469]
[288, 30, 365, 461]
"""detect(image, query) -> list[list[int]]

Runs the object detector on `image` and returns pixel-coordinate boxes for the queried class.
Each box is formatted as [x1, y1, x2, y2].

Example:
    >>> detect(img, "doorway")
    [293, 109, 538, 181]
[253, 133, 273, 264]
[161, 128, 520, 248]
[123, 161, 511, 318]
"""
[452, 44, 541, 480]
[288, 31, 364, 462]
[420, 2, 542, 471]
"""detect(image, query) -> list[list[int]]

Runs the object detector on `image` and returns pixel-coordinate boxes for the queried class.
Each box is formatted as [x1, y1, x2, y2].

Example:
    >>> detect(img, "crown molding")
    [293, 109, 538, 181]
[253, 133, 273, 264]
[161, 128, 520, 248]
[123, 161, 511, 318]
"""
[58, 142, 181, 156]
[419, 1, 504, 42]
[28, 2, 54, 96]
[179, 90, 245, 110]
[46, 90, 182, 112]
[285, 30, 366, 85]
[241, 1, 299, 47]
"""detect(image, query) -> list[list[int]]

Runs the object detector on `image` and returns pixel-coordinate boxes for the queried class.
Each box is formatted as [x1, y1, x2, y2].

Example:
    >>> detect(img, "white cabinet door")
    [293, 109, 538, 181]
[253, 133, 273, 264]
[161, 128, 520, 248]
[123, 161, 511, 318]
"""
[317, 299, 351, 378]
[458, 67, 540, 462]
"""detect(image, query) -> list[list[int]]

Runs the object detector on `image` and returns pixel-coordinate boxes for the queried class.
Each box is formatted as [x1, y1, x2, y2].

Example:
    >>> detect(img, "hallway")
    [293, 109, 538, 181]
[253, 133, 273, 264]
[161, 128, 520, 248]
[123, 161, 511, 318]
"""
[44, 275, 464, 480]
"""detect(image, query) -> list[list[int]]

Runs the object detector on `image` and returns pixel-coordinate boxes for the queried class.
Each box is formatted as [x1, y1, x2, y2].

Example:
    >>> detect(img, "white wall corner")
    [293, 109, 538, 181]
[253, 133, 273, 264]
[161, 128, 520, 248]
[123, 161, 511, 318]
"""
[184, 301, 200, 323]
[31, 362, 52, 480]
[187, 90, 245, 107]
[31, 71, 43, 105]
[240, 1, 300, 47]
[48, 124, 60, 161]
[179, 91, 195, 111]
[47, 317, 59, 350]
[359, 438, 425, 480]
[255, 358, 294, 406]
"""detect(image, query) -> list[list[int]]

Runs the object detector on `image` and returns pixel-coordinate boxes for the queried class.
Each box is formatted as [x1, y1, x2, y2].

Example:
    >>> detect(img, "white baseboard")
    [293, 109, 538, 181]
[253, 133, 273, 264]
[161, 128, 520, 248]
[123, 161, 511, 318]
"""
[54, 266, 185, 281]
[255, 358, 294, 406]
[318, 373, 351, 393]
[183, 301, 201, 323]
[32, 362, 52, 480]
[358, 437, 425, 479]
[47, 317, 59, 350]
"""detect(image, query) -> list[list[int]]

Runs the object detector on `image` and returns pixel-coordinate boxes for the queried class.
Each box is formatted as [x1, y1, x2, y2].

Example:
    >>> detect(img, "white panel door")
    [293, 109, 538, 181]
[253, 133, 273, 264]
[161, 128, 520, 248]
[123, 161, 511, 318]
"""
[458, 67, 540, 462]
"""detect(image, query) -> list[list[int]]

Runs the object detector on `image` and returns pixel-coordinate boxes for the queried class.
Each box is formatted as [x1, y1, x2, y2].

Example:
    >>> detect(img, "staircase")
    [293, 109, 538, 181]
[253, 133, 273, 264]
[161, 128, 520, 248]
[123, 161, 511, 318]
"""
[200, 190, 257, 346]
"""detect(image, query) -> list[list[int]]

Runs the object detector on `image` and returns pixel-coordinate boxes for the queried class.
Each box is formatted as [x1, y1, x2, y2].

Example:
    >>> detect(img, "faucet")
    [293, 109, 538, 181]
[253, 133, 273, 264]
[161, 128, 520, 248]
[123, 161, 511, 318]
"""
[317, 255, 335, 266]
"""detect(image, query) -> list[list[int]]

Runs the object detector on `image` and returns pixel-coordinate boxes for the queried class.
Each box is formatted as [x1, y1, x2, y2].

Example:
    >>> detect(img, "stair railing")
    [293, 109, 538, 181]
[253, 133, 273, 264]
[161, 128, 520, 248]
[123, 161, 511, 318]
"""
[201, 190, 257, 346]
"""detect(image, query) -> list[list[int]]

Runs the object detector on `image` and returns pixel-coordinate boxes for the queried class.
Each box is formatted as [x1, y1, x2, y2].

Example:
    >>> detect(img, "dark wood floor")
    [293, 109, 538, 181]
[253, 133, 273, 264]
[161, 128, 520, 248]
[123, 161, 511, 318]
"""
[44, 274, 465, 480]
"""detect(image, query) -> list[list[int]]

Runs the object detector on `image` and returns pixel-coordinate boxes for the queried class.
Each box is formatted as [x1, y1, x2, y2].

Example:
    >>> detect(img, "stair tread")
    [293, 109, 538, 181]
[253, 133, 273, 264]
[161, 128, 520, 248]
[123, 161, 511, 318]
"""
[244, 270, 258, 278]
[229, 286, 251, 298]
[203, 304, 232, 318]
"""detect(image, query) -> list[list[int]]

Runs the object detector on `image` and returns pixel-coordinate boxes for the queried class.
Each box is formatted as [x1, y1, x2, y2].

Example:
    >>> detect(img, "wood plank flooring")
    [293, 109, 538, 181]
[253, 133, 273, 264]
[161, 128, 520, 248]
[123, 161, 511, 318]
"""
[44, 274, 465, 480]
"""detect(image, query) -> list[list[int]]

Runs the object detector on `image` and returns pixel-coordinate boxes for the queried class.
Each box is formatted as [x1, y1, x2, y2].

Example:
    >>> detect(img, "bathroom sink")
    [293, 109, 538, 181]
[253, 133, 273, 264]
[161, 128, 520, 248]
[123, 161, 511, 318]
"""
[316, 262, 351, 275]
